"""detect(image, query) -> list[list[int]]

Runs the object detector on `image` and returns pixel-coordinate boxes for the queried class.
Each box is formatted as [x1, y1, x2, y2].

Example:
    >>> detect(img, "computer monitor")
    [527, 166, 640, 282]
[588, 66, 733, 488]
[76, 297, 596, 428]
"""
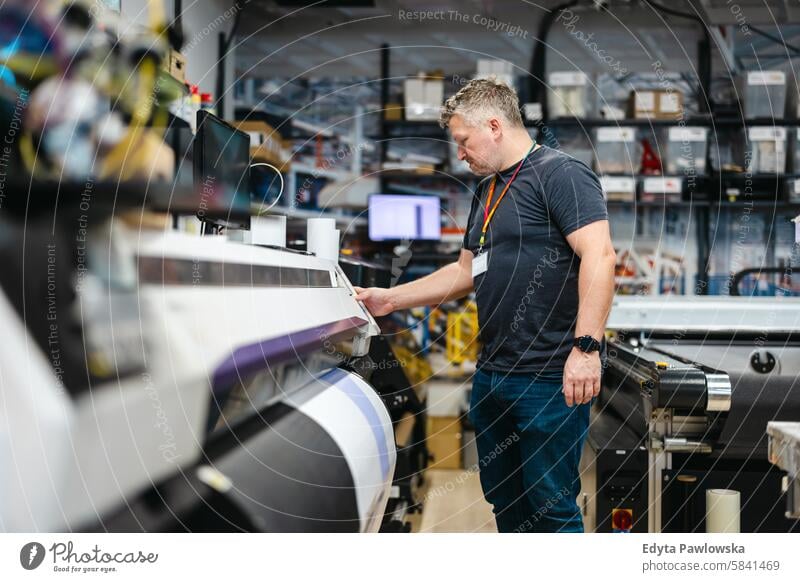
[193, 110, 251, 230]
[368, 194, 441, 242]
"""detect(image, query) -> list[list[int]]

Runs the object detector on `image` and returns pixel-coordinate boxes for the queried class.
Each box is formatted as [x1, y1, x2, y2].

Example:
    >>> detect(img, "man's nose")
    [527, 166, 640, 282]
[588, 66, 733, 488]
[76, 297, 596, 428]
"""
[457, 146, 467, 161]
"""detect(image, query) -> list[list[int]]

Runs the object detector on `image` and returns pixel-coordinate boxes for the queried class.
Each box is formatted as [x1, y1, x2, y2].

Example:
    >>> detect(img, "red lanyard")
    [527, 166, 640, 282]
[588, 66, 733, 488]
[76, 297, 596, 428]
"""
[478, 144, 536, 249]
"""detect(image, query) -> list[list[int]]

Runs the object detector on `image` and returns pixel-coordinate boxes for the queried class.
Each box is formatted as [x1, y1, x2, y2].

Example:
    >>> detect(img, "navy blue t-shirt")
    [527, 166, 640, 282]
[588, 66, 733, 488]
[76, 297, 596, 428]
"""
[462, 145, 608, 372]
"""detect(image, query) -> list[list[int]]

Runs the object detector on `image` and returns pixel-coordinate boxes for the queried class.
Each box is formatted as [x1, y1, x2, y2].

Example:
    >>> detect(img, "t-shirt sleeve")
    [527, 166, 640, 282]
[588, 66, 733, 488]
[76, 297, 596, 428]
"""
[543, 159, 608, 237]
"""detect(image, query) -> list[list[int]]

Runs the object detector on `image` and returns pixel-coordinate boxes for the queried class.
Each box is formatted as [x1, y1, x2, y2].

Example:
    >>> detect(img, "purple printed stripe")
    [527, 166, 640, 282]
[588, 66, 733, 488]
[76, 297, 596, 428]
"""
[321, 368, 391, 480]
[211, 317, 368, 392]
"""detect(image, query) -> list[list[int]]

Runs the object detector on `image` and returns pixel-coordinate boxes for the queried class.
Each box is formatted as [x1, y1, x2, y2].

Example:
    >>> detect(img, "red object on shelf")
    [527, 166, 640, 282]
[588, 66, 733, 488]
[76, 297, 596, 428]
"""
[640, 138, 662, 175]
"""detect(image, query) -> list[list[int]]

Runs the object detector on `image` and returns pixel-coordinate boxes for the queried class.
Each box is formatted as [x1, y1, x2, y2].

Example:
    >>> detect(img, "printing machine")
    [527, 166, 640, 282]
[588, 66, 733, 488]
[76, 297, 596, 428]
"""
[767, 422, 800, 520]
[582, 296, 800, 533]
[0, 189, 398, 533]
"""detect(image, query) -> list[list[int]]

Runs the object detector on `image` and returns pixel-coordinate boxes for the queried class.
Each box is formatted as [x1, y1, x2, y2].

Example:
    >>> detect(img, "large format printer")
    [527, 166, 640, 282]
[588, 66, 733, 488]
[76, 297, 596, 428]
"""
[768, 421, 800, 520]
[0, 186, 398, 532]
[582, 296, 800, 533]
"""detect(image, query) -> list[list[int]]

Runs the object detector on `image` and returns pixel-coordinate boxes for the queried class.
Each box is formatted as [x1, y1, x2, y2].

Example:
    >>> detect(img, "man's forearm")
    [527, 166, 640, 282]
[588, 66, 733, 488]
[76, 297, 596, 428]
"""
[575, 249, 616, 340]
[389, 259, 473, 311]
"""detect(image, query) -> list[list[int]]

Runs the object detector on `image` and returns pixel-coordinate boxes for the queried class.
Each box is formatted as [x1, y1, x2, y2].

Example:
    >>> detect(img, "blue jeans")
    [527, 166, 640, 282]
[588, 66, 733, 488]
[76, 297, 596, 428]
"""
[468, 368, 591, 533]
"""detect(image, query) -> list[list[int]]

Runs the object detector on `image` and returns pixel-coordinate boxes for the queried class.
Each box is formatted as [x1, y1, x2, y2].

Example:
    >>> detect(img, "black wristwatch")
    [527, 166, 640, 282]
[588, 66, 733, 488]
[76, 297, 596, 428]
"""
[574, 335, 601, 353]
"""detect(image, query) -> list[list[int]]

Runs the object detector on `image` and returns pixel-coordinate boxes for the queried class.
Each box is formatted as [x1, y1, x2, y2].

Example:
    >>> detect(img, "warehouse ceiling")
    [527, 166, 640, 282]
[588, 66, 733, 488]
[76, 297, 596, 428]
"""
[230, 0, 800, 133]
[233, 0, 800, 79]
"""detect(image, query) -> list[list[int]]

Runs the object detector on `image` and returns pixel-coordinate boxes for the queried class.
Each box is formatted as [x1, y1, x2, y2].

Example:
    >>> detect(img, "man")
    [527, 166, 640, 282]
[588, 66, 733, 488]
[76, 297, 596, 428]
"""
[355, 79, 616, 533]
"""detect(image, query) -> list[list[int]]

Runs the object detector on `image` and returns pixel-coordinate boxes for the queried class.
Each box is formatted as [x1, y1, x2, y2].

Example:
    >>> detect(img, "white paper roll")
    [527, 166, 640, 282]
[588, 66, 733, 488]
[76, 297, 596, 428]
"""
[251, 215, 287, 247]
[706, 489, 741, 533]
[312, 228, 339, 261]
[306, 218, 337, 260]
[326, 229, 340, 261]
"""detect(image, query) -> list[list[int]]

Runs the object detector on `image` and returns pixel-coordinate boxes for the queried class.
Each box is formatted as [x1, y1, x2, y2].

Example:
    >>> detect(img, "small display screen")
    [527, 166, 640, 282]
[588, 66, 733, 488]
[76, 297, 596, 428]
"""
[194, 111, 251, 229]
[368, 194, 441, 241]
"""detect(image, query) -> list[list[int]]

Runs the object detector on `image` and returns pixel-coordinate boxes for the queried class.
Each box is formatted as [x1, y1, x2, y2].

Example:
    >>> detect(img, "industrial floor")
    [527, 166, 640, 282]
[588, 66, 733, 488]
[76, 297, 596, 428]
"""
[413, 469, 497, 533]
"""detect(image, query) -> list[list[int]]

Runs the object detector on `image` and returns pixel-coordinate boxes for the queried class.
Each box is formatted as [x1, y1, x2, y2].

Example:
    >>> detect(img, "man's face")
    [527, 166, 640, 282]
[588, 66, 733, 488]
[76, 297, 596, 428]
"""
[448, 114, 501, 176]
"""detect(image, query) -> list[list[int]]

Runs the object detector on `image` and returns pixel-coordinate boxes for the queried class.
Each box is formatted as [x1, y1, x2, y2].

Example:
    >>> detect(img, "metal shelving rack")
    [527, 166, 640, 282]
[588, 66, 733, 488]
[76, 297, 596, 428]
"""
[376, 43, 800, 295]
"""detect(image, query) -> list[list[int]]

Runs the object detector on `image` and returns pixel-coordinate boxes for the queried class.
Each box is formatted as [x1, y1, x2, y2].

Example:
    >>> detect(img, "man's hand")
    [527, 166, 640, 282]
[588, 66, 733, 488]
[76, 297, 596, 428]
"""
[354, 286, 397, 317]
[562, 348, 601, 407]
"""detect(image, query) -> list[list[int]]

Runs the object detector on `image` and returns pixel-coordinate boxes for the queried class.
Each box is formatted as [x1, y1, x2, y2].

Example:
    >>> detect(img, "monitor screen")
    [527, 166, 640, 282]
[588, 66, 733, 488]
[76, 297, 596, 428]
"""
[368, 194, 441, 241]
[194, 111, 251, 229]
[163, 124, 195, 209]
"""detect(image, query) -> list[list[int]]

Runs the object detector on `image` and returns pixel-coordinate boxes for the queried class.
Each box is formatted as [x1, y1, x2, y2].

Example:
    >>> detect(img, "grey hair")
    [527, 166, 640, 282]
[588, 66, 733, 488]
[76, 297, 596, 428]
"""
[439, 77, 525, 129]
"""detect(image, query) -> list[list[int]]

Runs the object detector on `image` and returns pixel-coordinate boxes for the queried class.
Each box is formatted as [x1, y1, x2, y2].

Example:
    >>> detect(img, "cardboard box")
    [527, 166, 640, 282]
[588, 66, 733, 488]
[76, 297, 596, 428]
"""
[385, 102, 403, 121]
[232, 121, 289, 168]
[427, 416, 463, 470]
[162, 49, 186, 83]
[627, 89, 683, 120]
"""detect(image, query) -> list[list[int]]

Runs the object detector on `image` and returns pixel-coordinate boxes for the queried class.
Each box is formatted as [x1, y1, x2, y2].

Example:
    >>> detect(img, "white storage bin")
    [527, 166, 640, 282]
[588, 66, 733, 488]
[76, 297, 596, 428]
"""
[404, 78, 444, 121]
[594, 127, 640, 174]
[548, 71, 592, 118]
[641, 176, 683, 203]
[599, 176, 636, 202]
[746, 126, 787, 174]
[743, 71, 786, 119]
[665, 126, 708, 176]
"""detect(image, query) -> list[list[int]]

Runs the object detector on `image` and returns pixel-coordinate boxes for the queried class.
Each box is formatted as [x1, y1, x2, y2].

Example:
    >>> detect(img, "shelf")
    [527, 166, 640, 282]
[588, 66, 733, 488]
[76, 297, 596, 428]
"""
[1, 179, 196, 219]
[607, 201, 700, 208]
[535, 117, 800, 129]
[382, 183, 453, 198]
[259, 205, 367, 228]
[606, 199, 800, 210]
[539, 117, 709, 128]
[381, 169, 477, 180]
[379, 120, 448, 140]
[290, 164, 353, 181]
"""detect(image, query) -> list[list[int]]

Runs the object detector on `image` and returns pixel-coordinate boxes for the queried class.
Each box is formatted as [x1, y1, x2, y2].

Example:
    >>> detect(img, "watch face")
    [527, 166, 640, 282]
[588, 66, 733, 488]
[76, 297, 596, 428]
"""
[577, 336, 599, 352]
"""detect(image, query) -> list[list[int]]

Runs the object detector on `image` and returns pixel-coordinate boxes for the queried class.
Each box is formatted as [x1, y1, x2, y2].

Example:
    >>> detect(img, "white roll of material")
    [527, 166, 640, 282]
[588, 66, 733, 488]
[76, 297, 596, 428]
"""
[706, 489, 741, 533]
[250, 215, 287, 247]
[307, 218, 338, 261]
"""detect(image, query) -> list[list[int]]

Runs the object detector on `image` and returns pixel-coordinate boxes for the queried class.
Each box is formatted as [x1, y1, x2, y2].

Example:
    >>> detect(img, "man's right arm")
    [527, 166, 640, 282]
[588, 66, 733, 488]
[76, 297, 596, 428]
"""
[354, 249, 475, 316]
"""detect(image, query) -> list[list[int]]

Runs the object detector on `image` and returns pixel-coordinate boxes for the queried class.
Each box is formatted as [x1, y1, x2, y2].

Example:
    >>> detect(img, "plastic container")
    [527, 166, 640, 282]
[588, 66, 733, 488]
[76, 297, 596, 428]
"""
[743, 71, 786, 119]
[553, 127, 593, 167]
[793, 129, 800, 173]
[548, 71, 591, 119]
[746, 126, 787, 174]
[788, 178, 800, 203]
[599, 176, 636, 202]
[641, 176, 683, 203]
[594, 127, 640, 174]
[665, 126, 708, 176]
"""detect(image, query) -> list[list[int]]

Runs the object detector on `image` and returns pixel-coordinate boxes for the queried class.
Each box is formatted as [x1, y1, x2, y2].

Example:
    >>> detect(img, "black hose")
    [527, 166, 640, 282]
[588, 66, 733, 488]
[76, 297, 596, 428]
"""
[529, 0, 580, 122]
[641, 0, 712, 113]
[749, 25, 800, 57]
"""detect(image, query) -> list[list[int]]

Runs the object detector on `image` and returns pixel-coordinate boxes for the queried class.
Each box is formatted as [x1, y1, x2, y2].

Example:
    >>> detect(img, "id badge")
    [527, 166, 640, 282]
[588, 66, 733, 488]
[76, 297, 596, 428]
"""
[472, 251, 489, 278]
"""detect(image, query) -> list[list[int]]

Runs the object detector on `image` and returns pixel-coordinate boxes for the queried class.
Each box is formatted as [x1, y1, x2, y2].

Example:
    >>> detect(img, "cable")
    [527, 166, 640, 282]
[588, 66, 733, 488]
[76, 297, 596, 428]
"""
[641, 0, 704, 25]
[250, 162, 285, 214]
[529, 0, 580, 121]
[641, 0, 712, 113]
[749, 25, 800, 57]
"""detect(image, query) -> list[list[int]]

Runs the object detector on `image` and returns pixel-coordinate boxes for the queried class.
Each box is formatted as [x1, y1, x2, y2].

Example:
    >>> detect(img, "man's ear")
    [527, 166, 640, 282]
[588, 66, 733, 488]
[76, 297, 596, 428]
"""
[488, 117, 502, 140]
